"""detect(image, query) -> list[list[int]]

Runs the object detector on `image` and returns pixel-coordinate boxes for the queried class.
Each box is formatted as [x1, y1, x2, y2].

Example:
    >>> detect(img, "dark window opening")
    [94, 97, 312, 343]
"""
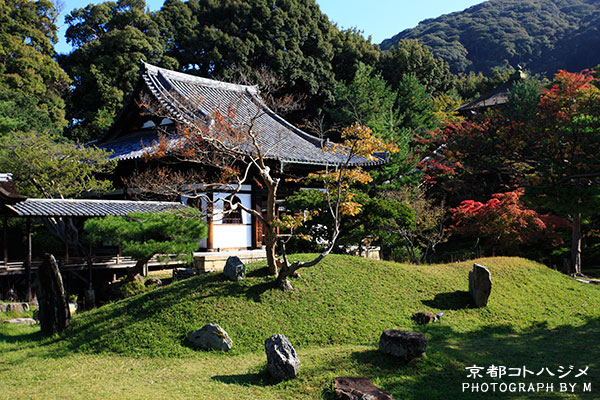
[223, 195, 243, 224]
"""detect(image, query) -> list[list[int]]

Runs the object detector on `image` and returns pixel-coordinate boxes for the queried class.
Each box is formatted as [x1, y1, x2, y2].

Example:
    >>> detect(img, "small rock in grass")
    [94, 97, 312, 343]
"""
[144, 277, 163, 287]
[379, 330, 427, 362]
[188, 323, 232, 351]
[173, 268, 194, 281]
[223, 256, 246, 281]
[333, 377, 393, 400]
[264, 334, 300, 380]
[411, 311, 436, 325]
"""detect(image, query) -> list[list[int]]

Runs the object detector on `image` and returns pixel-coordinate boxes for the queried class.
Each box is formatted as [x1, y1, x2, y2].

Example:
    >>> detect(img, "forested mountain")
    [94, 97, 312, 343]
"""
[381, 0, 600, 75]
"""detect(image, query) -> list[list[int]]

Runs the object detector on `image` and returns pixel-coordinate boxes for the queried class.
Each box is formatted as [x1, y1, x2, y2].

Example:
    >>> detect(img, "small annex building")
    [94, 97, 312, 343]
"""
[95, 62, 385, 253]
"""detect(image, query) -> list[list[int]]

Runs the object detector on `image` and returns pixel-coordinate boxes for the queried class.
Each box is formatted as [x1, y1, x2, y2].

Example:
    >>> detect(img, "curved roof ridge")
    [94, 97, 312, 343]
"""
[142, 62, 260, 95]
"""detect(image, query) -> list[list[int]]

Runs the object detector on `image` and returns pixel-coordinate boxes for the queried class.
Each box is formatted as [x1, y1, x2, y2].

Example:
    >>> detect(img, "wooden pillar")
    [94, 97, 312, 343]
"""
[26, 217, 32, 302]
[207, 194, 214, 251]
[3, 215, 7, 266]
[251, 185, 257, 249]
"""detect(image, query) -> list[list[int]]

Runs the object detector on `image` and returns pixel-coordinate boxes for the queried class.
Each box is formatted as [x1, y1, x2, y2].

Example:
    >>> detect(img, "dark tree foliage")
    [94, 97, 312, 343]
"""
[59, 0, 178, 142]
[381, 0, 600, 76]
[0, 0, 70, 135]
[61, 0, 380, 141]
[156, 0, 342, 123]
[377, 39, 455, 96]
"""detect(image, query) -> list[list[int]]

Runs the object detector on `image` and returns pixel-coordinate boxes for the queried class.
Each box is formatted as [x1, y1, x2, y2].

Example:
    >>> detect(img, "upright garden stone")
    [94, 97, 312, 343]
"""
[36, 253, 70, 336]
[379, 330, 427, 362]
[333, 377, 393, 400]
[188, 323, 232, 351]
[264, 334, 300, 380]
[468, 263, 492, 307]
[223, 256, 246, 281]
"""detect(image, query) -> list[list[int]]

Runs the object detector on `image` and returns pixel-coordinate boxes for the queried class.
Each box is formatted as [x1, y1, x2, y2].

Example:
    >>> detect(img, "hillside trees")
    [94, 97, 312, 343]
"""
[381, 0, 600, 75]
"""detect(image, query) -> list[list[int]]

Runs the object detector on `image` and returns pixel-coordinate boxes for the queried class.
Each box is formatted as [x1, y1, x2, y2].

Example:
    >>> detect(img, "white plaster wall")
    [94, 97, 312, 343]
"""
[213, 224, 252, 248]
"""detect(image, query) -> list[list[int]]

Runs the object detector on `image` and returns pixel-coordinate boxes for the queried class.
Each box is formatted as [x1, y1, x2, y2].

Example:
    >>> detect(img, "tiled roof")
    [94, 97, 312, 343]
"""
[98, 62, 386, 167]
[457, 80, 516, 113]
[5, 198, 186, 217]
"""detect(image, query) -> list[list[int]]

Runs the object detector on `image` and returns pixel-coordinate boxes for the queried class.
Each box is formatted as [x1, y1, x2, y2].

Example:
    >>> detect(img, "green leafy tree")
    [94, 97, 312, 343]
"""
[84, 209, 207, 276]
[377, 39, 455, 96]
[0, 0, 70, 135]
[329, 63, 397, 133]
[0, 131, 115, 198]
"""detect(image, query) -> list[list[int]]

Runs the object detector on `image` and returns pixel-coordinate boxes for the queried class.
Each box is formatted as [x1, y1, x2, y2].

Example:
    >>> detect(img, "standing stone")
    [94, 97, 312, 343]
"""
[379, 330, 427, 361]
[264, 334, 300, 380]
[468, 263, 492, 307]
[333, 377, 393, 400]
[223, 256, 246, 281]
[188, 323, 233, 351]
[36, 253, 70, 336]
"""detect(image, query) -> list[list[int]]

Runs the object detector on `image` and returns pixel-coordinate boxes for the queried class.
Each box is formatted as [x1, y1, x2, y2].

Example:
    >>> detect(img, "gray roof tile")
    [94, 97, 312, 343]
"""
[6, 199, 186, 217]
[99, 63, 386, 167]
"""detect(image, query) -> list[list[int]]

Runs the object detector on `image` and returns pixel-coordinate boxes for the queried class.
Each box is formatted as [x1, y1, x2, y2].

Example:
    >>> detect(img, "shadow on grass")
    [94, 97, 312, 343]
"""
[345, 318, 600, 399]
[421, 290, 473, 310]
[0, 328, 44, 345]
[211, 370, 279, 387]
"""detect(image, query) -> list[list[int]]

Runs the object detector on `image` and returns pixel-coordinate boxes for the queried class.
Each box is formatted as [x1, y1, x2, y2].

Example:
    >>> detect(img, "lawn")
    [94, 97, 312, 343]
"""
[1, 255, 598, 399]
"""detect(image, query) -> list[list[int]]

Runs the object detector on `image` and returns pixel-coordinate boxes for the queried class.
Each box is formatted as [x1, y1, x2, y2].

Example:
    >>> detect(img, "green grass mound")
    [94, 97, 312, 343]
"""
[61, 255, 600, 358]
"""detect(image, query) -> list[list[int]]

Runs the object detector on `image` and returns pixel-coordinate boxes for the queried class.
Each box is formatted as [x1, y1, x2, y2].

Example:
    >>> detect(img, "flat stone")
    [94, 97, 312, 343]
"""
[468, 263, 492, 307]
[188, 323, 232, 351]
[223, 256, 246, 281]
[333, 377, 393, 400]
[264, 334, 300, 380]
[379, 330, 427, 362]
[3, 318, 37, 325]
[411, 311, 436, 325]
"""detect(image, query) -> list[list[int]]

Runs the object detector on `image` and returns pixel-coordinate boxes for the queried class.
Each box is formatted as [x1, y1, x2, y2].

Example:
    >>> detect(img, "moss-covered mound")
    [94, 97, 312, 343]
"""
[63, 255, 600, 358]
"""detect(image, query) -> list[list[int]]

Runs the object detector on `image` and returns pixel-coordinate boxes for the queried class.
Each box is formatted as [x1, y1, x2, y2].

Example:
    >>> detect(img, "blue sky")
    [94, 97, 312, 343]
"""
[55, 0, 484, 54]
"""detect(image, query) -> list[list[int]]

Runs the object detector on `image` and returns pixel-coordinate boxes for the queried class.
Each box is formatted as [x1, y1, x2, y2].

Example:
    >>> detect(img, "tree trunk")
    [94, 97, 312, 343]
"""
[129, 257, 151, 280]
[571, 212, 582, 276]
[264, 183, 279, 275]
